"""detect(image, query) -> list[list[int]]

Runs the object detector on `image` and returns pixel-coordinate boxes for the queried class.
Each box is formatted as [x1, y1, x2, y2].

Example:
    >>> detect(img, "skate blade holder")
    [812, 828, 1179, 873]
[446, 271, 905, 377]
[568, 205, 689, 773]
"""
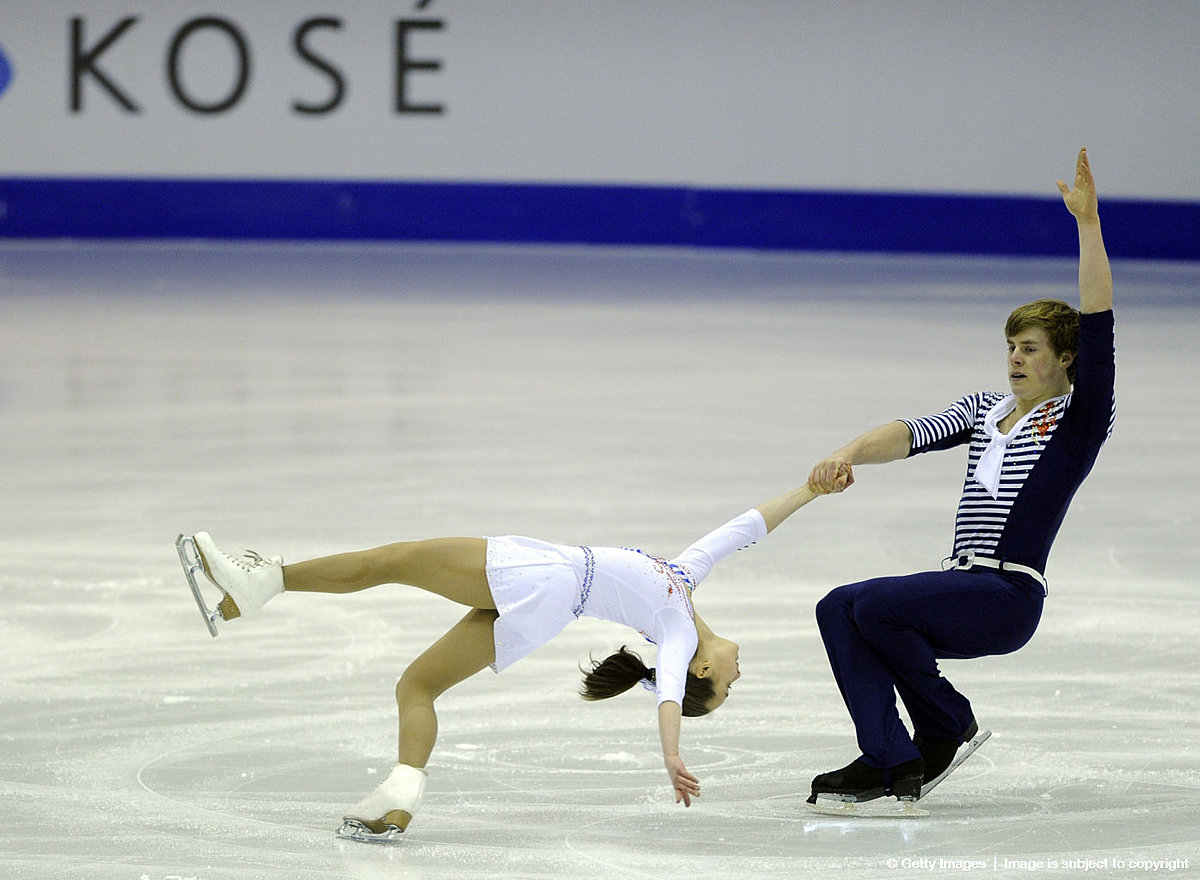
[175, 533, 227, 638]
[921, 728, 992, 797]
[807, 794, 930, 818]
[336, 819, 404, 843]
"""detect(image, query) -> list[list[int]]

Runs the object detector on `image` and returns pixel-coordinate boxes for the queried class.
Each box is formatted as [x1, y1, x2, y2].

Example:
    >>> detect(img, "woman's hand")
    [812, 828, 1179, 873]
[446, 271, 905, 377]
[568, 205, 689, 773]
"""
[665, 755, 700, 806]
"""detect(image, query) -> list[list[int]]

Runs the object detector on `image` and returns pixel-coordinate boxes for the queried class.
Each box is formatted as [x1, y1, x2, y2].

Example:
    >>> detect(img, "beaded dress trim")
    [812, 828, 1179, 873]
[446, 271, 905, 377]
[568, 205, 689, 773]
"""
[571, 546, 596, 618]
[622, 547, 696, 646]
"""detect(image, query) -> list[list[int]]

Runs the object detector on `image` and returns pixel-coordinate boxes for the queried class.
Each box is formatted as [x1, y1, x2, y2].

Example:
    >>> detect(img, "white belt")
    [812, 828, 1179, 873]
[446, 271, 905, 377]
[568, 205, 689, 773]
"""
[945, 549, 1048, 596]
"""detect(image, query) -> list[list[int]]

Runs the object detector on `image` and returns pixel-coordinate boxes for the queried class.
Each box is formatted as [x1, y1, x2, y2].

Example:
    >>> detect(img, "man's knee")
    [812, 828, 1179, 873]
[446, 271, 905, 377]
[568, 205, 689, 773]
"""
[817, 581, 905, 643]
[815, 584, 853, 633]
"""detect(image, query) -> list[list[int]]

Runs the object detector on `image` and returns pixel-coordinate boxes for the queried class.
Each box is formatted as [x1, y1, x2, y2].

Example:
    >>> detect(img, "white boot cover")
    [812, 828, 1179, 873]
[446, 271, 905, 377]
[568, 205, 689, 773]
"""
[193, 532, 283, 619]
[338, 764, 427, 841]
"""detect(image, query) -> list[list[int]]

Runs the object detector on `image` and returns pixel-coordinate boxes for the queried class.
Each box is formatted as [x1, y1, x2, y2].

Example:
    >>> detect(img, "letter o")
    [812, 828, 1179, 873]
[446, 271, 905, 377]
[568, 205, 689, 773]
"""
[167, 17, 251, 113]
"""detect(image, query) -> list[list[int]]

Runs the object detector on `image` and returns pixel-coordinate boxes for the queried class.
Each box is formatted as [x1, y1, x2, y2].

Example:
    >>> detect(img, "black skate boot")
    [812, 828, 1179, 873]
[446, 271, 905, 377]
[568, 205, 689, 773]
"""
[913, 717, 979, 783]
[916, 717, 991, 797]
[806, 756, 924, 805]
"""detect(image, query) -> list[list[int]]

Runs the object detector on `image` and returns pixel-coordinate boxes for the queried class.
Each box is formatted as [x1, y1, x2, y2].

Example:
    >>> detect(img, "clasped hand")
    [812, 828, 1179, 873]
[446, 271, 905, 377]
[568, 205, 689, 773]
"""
[808, 460, 855, 495]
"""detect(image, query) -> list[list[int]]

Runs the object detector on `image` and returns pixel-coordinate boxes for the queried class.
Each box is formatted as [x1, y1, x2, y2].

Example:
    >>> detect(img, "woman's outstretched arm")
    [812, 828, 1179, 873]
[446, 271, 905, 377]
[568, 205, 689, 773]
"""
[755, 464, 852, 533]
[658, 701, 700, 806]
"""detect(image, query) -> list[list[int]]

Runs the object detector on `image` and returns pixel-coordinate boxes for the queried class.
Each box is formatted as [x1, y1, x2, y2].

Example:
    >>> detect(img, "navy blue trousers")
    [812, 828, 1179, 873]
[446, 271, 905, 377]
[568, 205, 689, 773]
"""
[814, 569, 1044, 769]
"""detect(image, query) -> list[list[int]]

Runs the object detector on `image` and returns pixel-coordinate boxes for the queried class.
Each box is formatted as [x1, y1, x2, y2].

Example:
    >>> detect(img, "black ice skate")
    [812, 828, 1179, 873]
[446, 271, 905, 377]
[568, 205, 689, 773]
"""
[806, 757, 928, 818]
[918, 722, 991, 798]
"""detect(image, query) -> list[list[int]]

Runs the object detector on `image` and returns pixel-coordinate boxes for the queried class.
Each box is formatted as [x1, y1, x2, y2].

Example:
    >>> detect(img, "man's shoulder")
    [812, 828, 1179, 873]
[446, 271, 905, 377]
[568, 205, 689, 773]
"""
[947, 390, 1007, 417]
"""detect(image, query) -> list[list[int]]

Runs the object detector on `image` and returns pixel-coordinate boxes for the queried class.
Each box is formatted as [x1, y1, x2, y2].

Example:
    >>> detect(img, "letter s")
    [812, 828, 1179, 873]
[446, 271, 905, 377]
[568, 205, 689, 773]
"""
[292, 17, 345, 115]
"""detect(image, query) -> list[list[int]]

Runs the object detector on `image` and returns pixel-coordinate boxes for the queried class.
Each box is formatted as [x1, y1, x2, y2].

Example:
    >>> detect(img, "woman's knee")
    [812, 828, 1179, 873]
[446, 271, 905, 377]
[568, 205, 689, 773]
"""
[395, 608, 498, 708]
[395, 669, 434, 710]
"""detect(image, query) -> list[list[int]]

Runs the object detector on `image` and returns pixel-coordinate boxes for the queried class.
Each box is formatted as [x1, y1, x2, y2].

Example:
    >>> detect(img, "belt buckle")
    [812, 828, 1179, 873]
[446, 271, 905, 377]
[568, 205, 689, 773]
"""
[954, 550, 976, 571]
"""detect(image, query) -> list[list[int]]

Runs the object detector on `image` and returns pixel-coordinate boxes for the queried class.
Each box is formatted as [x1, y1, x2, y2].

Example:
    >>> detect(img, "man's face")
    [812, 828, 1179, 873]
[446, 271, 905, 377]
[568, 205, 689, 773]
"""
[1007, 326, 1073, 402]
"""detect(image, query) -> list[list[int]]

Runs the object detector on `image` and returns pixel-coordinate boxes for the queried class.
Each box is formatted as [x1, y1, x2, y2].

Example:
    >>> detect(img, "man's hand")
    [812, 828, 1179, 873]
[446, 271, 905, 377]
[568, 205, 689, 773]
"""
[1058, 147, 1099, 224]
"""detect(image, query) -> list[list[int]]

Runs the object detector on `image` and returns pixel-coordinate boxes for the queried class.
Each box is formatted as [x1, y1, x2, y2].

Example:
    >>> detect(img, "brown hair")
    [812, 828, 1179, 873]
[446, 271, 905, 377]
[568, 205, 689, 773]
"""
[1005, 298, 1080, 382]
[580, 646, 716, 717]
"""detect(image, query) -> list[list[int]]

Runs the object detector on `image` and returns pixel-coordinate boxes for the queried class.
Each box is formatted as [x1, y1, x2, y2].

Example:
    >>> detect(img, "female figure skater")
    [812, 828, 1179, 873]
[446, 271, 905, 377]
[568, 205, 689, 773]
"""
[176, 472, 847, 840]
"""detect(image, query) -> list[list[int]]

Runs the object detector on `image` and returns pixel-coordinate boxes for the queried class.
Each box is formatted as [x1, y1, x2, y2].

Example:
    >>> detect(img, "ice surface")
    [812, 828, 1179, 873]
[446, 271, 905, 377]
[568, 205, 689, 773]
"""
[1, 242, 1197, 879]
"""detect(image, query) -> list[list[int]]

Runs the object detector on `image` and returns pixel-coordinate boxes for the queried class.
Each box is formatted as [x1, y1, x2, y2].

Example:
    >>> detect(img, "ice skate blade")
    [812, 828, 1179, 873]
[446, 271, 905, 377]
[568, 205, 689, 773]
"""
[336, 819, 404, 844]
[807, 794, 929, 818]
[175, 533, 225, 638]
[921, 728, 991, 797]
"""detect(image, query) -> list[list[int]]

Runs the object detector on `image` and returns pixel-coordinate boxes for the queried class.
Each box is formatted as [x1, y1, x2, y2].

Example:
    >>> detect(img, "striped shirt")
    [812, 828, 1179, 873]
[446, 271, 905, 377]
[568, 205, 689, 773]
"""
[901, 310, 1116, 573]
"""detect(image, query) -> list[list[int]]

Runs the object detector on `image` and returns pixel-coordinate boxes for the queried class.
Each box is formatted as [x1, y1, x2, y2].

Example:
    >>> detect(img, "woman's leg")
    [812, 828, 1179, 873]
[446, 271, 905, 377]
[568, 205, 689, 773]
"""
[282, 537, 495, 609]
[287, 539, 499, 762]
[395, 607, 499, 767]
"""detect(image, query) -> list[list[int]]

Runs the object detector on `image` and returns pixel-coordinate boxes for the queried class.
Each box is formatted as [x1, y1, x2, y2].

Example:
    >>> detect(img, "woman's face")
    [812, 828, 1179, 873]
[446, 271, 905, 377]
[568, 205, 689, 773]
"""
[697, 637, 741, 710]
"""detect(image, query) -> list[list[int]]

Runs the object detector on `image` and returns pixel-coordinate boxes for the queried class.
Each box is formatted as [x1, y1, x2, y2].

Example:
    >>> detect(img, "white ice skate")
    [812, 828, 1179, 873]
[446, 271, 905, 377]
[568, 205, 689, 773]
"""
[175, 532, 283, 637]
[337, 764, 428, 843]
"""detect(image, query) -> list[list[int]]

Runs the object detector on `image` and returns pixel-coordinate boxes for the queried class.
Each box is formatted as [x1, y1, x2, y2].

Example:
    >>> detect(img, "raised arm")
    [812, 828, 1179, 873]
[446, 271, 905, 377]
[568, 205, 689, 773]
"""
[1057, 147, 1113, 314]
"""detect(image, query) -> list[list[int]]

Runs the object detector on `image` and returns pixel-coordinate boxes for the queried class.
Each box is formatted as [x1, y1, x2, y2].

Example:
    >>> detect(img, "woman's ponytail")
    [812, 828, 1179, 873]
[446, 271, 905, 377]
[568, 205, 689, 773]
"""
[579, 646, 652, 701]
[579, 645, 716, 716]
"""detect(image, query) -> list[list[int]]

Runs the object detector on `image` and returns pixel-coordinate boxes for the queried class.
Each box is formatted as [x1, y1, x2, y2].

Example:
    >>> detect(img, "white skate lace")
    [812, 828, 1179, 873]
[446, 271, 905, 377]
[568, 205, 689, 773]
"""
[222, 548, 277, 572]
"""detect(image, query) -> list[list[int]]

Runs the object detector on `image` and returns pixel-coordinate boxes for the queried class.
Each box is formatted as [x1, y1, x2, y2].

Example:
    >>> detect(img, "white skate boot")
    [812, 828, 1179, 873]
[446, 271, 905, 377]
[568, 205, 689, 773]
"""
[337, 764, 428, 843]
[175, 532, 283, 637]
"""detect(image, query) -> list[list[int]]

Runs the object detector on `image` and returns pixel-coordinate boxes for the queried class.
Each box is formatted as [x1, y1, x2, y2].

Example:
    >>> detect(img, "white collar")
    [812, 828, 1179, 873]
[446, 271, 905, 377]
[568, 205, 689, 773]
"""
[974, 393, 1069, 498]
[974, 395, 1031, 498]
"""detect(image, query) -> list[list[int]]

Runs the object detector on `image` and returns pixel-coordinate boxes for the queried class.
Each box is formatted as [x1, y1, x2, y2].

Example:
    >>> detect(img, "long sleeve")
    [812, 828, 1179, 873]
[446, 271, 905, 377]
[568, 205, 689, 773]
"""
[671, 509, 767, 587]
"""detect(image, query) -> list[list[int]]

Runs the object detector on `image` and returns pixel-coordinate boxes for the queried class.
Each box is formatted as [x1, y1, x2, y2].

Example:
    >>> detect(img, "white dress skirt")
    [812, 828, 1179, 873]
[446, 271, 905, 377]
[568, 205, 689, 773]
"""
[485, 535, 589, 673]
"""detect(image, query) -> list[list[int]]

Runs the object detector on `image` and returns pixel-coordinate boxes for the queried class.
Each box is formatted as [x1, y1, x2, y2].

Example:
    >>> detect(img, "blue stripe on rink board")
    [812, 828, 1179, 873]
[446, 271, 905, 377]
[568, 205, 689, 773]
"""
[0, 176, 1196, 261]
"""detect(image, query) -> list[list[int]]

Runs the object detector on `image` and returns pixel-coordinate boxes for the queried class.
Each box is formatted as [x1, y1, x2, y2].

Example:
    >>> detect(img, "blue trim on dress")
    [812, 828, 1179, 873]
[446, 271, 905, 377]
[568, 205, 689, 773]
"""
[572, 545, 595, 619]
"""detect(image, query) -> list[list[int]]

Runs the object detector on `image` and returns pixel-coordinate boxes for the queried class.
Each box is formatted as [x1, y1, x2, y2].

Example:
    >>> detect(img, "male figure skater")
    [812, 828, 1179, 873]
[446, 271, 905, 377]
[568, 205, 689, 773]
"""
[806, 148, 1115, 811]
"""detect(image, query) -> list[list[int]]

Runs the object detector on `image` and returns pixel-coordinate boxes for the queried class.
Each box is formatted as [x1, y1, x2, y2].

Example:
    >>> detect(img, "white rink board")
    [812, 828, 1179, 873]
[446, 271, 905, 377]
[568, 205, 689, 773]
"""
[0, 2, 1197, 198]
